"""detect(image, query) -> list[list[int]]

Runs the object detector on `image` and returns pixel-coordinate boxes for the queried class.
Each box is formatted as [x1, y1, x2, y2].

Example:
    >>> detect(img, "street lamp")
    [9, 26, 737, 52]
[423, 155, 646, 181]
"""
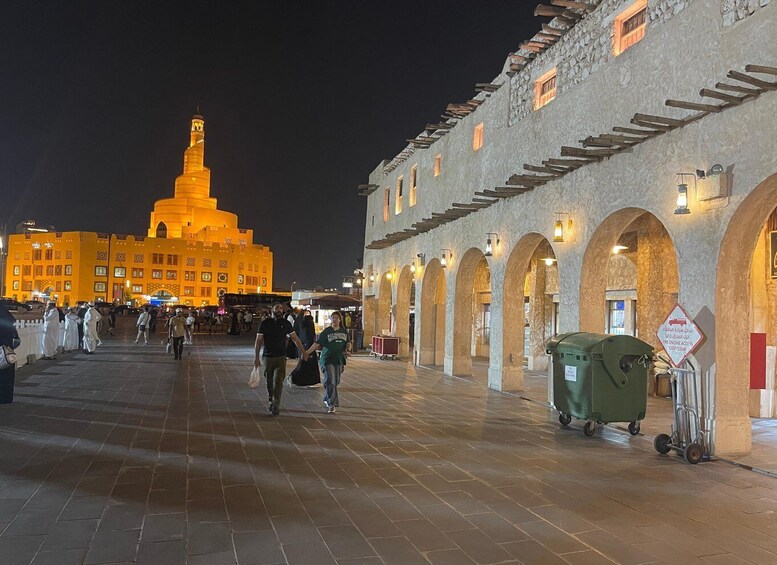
[290, 281, 296, 297]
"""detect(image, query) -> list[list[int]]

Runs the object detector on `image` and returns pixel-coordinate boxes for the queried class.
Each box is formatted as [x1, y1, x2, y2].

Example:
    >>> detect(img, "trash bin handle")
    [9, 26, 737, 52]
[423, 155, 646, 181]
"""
[602, 340, 630, 389]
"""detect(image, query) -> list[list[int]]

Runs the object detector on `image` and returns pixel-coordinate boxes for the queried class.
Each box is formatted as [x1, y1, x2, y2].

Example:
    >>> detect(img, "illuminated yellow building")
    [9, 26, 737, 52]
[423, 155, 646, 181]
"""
[4, 114, 273, 306]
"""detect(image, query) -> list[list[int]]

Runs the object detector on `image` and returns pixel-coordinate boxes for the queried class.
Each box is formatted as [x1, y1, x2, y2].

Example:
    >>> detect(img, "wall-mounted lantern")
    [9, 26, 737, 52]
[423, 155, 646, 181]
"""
[553, 212, 572, 242]
[484, 233, 500, 257]
[441, 249, 452, 268]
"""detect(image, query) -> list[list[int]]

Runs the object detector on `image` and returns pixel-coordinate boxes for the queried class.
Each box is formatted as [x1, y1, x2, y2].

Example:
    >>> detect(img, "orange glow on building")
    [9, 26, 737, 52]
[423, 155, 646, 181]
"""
[4, 114, 273, 306]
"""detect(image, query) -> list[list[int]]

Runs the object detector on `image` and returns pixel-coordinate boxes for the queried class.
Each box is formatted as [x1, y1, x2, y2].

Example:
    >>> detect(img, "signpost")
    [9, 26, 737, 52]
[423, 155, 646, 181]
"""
[657, 304, 704, 367]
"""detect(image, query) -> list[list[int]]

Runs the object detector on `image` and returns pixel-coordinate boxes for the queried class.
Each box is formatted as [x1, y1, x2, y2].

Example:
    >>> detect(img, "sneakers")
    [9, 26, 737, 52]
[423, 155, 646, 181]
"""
[327, 405, 336, 414]
[271, 405, 280, 416]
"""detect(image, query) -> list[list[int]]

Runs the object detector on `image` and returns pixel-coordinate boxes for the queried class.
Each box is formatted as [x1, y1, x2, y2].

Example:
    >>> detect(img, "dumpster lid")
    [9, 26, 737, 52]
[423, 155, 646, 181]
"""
[547, 332, 654, 355]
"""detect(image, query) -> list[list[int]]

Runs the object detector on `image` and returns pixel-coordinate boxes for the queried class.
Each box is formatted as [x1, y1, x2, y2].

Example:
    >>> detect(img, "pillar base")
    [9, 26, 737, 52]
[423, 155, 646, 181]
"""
[749, 389, 777, 418]
[488, 365, 524, 392]
[712, 415, 752, 458]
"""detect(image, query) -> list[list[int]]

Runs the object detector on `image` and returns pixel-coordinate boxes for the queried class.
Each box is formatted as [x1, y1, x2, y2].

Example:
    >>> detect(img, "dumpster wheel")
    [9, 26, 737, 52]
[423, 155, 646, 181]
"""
[627, 421, 640, 436]
[654, 433, 672, 454]
[558, 413, 571, 426]
[685, 442, 704, 464]
[583, 421, 596, 436]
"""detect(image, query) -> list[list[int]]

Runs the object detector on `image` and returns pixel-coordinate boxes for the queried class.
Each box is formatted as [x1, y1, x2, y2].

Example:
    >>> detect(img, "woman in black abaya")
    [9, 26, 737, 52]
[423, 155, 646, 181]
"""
[0, 306, 21, 404]
[290, 310, 320, 386]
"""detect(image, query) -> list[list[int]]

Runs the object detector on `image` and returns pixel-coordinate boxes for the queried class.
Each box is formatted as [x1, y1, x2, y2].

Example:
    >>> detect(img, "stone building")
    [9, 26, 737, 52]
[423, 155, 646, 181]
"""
[359, 0, 776, 457]
[4, 115, 273, 307]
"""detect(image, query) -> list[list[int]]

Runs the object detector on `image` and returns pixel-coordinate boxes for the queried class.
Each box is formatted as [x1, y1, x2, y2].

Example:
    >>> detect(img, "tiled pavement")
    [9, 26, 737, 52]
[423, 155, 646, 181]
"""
[1, 323, 777, 564]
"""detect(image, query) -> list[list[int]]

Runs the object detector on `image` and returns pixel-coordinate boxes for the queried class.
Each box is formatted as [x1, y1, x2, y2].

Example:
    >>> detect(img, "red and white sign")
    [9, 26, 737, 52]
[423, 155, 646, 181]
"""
[657, 304, 704, 367]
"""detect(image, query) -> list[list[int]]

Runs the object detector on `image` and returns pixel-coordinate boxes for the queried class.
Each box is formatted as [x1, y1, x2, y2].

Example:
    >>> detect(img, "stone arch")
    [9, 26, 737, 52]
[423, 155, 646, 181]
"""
[419, 258, 446, 365]
[395, 265, 413, 359]
[451, 247, 491, 376]
[715, 172, 777, 456]
[501, 233, 557, 389]
[579, 208, 679, 344]
[156, 222, 168, 239]
[376, 272, 392, 336]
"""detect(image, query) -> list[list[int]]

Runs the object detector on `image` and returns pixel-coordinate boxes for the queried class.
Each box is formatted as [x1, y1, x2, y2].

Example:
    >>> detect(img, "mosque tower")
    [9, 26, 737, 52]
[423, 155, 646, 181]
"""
[148, 114, 250, 245]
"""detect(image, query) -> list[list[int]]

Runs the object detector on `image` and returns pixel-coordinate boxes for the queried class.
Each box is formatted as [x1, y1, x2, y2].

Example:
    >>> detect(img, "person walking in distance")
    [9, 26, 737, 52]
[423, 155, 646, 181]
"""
[62, 307, 80, 353]
[135, 306, 150, 344]
[305, 311, 350, 413]
[254, 302, 307, 416]
[40, 301, 60, 360]
[82, 302, 102, 354]
[168, 309, 186, 360]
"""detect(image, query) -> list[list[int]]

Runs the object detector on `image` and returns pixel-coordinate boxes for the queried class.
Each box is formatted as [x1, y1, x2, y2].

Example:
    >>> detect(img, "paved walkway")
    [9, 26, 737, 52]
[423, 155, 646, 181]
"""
[1, 324, 777, 564]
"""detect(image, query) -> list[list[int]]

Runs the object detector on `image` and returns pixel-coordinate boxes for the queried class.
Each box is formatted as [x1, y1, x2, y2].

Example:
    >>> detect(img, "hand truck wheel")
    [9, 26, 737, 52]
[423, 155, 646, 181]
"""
[583, 421, 596, 436]
[685, 442, 704, 464]
[654, 433, 672, 454]
[627, 421, 640, 436]
[558, 413, 571, 426]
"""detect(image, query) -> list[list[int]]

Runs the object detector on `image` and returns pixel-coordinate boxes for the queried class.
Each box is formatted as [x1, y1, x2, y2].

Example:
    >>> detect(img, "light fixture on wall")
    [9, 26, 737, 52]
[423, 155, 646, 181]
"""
[386, 269, 394, 281]
[410, 263, 416, 274]
[553, 212, 572, 242]
[441, 249, 452, 268]
[612, 245, 629, 254]
[484, 233, 500, 257]
[542, 257, 557, 266]
[695, 164, 723, 179]
[674, 173, 697, 215]
[369, 274, 375, 283]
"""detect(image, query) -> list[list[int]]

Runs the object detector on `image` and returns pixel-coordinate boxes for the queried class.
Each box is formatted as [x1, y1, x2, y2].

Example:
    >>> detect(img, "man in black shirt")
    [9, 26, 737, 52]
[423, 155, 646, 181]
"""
[254, 302, 307, 415]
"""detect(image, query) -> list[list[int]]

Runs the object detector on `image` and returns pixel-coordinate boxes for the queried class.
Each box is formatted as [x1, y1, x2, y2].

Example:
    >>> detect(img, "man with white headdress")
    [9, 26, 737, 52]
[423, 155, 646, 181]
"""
[41, 301, 60, 359]
[82, 302, 102, 354]
[62, 307, 80, 352]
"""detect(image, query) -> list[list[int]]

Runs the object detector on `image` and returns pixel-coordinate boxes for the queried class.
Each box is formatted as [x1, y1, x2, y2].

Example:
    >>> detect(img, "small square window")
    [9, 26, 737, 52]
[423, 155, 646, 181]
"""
[409, 166, 417, 207]
[95, 266, 107, 277]
[473, 123, 484, 151]
[614, 0, 647, 56]
[114, 267, 126, 278]
[534, 69, 557, 110]
[395, 176, 403, 215]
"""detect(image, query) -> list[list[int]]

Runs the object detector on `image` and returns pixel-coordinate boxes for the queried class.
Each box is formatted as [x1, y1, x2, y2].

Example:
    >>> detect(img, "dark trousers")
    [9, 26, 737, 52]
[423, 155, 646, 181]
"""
[264, 356, 287, 408]
[172, 336, 184, 358]
[0, 365, 14, 404]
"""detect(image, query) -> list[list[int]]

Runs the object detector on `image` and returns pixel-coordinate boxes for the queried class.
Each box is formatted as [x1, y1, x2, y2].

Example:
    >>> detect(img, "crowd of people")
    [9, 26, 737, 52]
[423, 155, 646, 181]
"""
[1, 299, 358, 414]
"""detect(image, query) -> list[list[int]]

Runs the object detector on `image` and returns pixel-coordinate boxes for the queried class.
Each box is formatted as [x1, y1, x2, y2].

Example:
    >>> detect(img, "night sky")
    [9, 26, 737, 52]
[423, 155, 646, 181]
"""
[1, 1, 538, 289]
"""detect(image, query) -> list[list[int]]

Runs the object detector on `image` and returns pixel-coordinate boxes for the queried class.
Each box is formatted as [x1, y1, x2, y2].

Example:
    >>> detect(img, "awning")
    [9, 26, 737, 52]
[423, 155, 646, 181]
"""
[299, 295, 361, 309]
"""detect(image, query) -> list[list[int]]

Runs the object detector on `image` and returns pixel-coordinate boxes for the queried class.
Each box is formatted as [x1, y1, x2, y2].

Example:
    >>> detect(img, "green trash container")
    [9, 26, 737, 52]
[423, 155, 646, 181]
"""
[546, 332, 654, 437]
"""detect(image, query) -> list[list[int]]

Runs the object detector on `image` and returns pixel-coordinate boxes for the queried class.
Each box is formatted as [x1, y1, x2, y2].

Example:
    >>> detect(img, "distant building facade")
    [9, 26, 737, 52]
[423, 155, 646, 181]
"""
[4, 115, 272, 306]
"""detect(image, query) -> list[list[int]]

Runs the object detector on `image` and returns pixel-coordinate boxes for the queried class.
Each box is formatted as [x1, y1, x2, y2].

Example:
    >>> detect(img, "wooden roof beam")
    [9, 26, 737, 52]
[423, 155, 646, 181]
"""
[534, 4, 565, 17]
[665, 99, 723, 113]
[699, 88, 745, 105]
[561, 146, 618, 158]
[510, 53, 535, 63]
[745, 64, 777, 76]
[475, 82, 501, 92]
[714, 81, 762, 96]
[544, 157, 592, 167]
[632, 113, 685, 126]
[727, 70, 777, 90]
[630, 118, 674, 131]
[551, 0, 594, 10]
[541, 23, 565, 35]
[523, 164, 565, 176]
[599, 133, 648, 144]
[611, 126, 661, 137]
[520, 42, 550, 52]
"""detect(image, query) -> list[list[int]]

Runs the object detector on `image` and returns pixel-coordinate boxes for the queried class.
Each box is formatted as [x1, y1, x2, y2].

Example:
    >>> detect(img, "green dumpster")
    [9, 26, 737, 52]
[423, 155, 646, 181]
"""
[546, 332, 653, 437]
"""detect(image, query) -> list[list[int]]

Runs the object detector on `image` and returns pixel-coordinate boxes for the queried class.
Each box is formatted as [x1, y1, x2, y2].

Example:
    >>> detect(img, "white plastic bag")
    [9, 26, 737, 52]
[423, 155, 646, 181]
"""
[248, 366, 262, 388]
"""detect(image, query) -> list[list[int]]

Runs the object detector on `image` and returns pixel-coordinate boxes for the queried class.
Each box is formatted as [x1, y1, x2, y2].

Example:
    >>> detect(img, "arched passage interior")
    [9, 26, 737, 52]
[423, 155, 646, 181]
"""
[395, 265, 413, 358]
[419, 258, 446, 366]
[376, 272, 393, 336]
[451, 248, 491, 377]
[716, 172, 777, 456]
[502, 234, 558, 389]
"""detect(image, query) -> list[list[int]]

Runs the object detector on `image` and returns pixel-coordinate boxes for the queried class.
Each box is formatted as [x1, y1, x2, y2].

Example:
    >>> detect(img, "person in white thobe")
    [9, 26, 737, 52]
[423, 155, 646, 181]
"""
[82, 303, 102, 354]
[62, 308, 80, 352]
[41, 302, 60, 359]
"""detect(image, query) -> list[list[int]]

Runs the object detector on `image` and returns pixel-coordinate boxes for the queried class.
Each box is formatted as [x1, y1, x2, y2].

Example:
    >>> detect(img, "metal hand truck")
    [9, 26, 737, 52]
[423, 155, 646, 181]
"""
[653, 363, 710, 464]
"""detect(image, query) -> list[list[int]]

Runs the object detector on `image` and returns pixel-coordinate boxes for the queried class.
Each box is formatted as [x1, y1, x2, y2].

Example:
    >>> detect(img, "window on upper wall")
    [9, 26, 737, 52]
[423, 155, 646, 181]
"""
[614, 0, 647, 56]
[95, 266, 107, 277]
[395, 177, 403, 215]
[383, 187, 390, 222]
[473, 123, 484, 150]
[409, 166, 417, 207]
[534, 69, 557, 110]
[434, 154, 442, 177]
[13, 266, 19, 276]
[114, 267, 126, 278]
